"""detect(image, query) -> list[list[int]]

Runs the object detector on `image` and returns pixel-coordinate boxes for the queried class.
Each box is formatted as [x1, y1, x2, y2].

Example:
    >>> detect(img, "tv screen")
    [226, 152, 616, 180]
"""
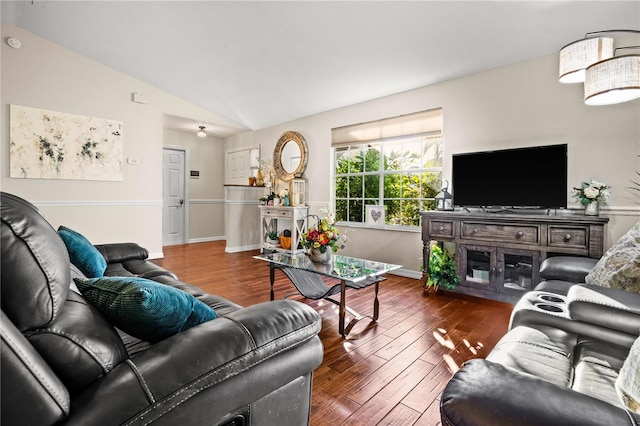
[452, 144, 568, 209]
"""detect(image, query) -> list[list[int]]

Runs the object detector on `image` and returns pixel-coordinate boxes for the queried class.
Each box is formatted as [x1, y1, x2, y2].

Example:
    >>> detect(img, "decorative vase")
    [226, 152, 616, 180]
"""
[584, 200, 599, 216]
[255, 169, 264, 186]
[308, 248, 332, 264]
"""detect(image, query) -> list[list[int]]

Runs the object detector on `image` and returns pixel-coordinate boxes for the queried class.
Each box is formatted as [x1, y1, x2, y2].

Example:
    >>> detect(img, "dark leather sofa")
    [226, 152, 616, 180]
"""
[441, 255, 640, 426]
[1, 192, 324, 426]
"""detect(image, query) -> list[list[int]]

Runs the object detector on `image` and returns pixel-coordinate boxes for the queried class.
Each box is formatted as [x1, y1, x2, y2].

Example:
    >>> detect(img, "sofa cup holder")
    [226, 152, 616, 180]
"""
[534, 303, 565, 313]
[537, 294, 566, 304]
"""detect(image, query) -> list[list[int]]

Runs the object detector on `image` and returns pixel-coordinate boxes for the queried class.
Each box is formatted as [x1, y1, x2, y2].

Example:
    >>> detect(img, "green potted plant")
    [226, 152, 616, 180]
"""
[265, 192, 277, 206]
[424, 244, 460, 294]
[631, 171, 640, 192]
[266, 230, 279, 244]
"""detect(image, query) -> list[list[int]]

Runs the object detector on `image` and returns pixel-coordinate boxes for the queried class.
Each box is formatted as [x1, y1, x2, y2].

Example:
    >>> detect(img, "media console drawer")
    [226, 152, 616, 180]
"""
[429, 220, 454, 238]
[549, 226, 588, 250]
[461, 222, 539, 244]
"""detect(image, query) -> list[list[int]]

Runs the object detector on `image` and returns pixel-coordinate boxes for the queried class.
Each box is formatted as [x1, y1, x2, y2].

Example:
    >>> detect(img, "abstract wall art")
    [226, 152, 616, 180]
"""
[9, 104, 123, 181]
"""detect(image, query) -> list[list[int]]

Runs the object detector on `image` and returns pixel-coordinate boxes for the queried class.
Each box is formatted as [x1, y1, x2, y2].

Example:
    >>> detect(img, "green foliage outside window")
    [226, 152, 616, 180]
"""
[334, 134, 443, 226]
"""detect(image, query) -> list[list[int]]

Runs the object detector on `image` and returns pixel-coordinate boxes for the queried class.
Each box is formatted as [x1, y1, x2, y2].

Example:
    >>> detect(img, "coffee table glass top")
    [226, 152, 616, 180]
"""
[254, 252, 401, 282]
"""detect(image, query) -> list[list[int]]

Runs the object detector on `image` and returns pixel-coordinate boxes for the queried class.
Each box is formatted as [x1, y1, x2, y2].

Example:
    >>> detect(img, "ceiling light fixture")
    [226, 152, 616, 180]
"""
[197, 126, 207, 138]
[584, 46, 640, 105]
[559, 30, 640, 105]
[559, 35, 614, 84]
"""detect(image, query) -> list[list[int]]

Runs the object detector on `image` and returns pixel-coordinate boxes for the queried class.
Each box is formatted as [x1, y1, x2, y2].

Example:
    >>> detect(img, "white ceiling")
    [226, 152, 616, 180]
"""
[2, 1, 639, 136]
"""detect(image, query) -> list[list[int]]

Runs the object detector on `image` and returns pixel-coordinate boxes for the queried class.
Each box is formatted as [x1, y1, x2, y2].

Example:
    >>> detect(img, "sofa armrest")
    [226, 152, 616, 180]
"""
[66, 300, 323, 426]
[95, 243, 177, 279]
[567, 284, 640, 337]
[95, 243, 148, 263]
[441, 359, 639, 426]
[539, 256, 598, 283]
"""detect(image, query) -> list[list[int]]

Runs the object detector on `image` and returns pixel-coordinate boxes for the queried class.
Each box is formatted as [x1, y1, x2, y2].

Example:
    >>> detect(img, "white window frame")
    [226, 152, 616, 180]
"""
[333, 132, 443, 229]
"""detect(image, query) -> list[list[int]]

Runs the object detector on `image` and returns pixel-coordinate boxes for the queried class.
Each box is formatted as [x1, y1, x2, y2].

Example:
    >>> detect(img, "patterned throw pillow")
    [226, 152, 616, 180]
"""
[75, 276, 218, 342]
[616, 335, 640, 413]
[585, 221, 640, 293]
[58, 225, 107, 277]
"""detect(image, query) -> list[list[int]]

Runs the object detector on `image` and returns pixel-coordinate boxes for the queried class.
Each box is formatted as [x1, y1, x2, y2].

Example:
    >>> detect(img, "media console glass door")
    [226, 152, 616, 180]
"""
[459, 244, 539, 296]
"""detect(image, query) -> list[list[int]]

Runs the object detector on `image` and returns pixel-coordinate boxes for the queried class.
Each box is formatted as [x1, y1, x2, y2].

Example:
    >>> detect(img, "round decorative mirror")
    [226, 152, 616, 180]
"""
[273, 131, 308, 181]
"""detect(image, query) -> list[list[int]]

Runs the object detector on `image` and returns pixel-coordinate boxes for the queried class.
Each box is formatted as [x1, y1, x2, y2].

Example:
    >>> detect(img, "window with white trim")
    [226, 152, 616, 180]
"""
[332, 109, 443, 227]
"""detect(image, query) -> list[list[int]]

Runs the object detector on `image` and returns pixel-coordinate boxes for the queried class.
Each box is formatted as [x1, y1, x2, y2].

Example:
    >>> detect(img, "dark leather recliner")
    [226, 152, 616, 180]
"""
[440, 255, 640, 426]
[1, 192, 324, 426]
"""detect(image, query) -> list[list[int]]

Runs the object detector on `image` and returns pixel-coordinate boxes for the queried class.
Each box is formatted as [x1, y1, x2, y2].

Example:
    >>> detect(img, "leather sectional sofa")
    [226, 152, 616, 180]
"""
[1, 192, 324, 426]
[440, 252, 640, 426]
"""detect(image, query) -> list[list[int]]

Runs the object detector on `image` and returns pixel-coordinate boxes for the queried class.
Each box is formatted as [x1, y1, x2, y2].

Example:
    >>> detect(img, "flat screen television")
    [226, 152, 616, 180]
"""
[451, 144, 568, 209]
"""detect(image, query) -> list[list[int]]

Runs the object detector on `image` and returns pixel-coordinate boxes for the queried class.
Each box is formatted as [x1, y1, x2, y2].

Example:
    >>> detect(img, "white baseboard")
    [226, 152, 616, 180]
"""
[148, 251, 164, 260]
[389, 267, 421, 280]
[225, 244, 261, 253]
[188, 236, 225, 243]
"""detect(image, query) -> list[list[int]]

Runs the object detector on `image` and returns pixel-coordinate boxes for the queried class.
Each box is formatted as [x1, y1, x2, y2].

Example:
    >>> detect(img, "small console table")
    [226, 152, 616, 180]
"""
[259, 206, 308, 255]
[420, 211, 609, 304]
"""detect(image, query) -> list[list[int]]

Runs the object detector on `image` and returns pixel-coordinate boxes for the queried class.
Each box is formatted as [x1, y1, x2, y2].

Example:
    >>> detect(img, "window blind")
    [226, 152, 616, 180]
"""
[331, 108, 442, 146]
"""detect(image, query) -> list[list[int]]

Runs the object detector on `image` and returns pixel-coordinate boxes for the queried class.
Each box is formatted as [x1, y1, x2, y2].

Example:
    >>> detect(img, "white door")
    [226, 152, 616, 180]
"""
[163, 148, 187, 245]
[226, 149, 251, 184]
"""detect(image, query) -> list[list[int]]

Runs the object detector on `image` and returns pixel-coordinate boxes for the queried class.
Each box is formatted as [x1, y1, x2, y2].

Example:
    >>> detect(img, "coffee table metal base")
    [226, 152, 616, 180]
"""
[270, 264, 384, 337]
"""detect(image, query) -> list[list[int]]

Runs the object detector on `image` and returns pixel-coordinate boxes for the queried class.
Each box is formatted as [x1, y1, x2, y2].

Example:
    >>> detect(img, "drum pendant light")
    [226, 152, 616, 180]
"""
[584, 50, 640, 105]
[559, 30, 640, 106]
[559, 37, 614, 84]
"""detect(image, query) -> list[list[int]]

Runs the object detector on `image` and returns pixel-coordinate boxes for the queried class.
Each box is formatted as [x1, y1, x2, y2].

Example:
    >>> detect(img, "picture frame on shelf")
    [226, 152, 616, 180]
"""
[366, 205, 385, 227]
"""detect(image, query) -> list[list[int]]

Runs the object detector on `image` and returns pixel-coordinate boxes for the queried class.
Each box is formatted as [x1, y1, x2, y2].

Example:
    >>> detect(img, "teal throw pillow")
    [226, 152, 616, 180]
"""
[75, 276, 218, 343]
[58, 225, 107, 278]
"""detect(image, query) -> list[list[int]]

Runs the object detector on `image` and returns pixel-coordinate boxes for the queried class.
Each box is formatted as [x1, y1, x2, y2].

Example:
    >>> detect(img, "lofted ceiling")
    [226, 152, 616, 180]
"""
[2, 1, 639, 136]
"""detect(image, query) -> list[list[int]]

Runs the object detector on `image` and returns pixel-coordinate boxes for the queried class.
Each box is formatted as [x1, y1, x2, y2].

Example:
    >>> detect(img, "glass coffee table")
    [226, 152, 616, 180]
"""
[254, 252, 401, 337]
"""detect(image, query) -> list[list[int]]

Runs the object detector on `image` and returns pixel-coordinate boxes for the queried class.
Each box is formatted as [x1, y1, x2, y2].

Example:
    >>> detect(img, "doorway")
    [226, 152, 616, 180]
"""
[163, 146, 189, 245]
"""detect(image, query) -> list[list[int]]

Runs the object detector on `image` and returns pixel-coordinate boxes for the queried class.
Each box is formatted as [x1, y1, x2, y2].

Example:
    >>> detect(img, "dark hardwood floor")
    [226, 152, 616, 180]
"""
[153, 241, 513, 426]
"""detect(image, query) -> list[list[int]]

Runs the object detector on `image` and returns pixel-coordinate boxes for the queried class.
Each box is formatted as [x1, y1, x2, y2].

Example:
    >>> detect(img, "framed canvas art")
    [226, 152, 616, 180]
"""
[9, 104, 123, 181]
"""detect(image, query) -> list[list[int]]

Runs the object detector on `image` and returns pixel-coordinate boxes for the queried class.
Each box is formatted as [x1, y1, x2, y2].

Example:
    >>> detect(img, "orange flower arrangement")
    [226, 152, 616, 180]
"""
[301, 212, 346, 254]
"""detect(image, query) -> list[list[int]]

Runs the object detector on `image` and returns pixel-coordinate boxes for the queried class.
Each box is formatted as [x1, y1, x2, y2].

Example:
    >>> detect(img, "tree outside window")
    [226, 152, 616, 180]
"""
[334, 134, 443, 227]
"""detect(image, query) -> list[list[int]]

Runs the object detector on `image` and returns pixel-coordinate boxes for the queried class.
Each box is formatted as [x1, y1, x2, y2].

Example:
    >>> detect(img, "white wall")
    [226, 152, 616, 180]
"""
[163, 129, 226, 242]
[225, 51, 640, 275]
[1, 26, 244, 257]
[3, 25, 638, 269]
